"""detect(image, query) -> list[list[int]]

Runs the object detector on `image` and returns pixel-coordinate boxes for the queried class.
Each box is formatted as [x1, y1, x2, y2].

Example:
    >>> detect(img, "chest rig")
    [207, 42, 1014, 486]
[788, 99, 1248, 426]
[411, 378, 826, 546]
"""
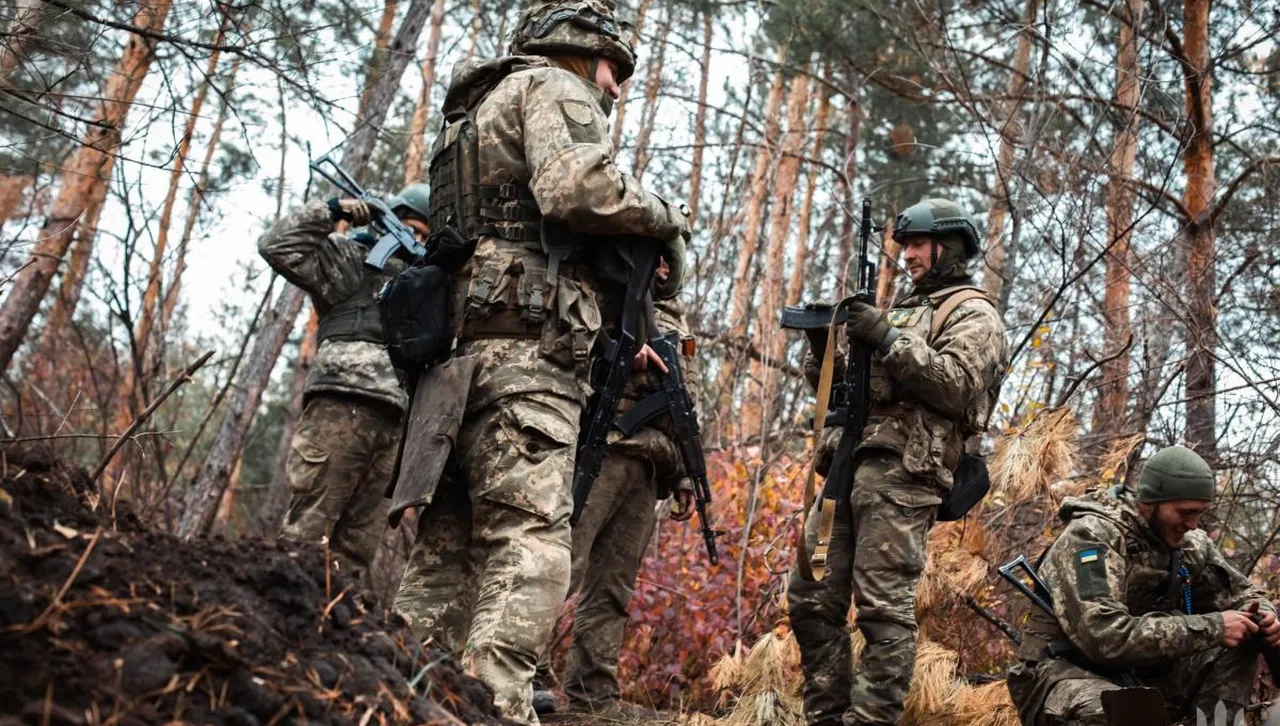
[317, 265, 392, 345]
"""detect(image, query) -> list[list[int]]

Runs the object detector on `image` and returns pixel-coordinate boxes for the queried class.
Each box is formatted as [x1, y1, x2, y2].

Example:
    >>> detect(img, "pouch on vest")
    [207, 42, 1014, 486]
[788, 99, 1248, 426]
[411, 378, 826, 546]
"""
[378, 263, 454, 372]
[937, 453, 990, 521]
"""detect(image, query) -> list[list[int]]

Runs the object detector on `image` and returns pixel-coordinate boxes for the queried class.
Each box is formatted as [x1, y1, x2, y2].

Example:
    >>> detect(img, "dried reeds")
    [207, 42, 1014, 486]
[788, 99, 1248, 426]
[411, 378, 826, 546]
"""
[715, 624, 804, 726]
[902, 640, 961, 724]
[989, 407, 1079, 504]
[917, 520, 989, 617]
[950, 681, 1019, 726]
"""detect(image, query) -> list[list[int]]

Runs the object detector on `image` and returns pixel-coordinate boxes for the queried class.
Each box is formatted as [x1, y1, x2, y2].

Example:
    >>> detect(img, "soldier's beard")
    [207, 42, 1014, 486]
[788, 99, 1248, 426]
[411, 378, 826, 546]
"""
[1146, 506, 1187, 548]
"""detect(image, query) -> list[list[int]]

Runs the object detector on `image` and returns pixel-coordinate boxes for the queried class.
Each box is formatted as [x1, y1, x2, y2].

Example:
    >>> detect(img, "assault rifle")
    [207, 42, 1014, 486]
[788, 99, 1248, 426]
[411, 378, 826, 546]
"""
[309, 155, 427, 270]
[571, 242, 721, 564]
[613, 298, 721, 564]
[779, 198, 877, 578]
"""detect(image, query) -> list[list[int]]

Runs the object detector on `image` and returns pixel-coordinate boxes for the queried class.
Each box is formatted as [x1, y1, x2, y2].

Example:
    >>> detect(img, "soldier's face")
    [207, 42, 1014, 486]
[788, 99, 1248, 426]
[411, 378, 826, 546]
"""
[403, 217, 430, 244]
[594, 58, 621, 99]
[900, 234, 936, 283]
[1146, 500, 1210, 547]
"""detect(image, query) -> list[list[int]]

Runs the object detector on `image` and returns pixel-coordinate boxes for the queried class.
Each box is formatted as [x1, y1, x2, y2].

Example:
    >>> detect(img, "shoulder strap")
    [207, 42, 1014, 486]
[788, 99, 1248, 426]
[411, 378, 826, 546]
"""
[927, 285, 992, 342]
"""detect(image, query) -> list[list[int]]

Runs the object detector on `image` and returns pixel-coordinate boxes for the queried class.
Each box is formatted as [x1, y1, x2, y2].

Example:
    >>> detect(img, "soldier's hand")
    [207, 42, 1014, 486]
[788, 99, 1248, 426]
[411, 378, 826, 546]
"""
[1222, 610, 1261, 647]
[328, 197, 374, 226]
[633, 344, 668, 373]
[670, 489, 694, 522]
[847, 301, 893, 348]
[1258, 609, 1280, 648]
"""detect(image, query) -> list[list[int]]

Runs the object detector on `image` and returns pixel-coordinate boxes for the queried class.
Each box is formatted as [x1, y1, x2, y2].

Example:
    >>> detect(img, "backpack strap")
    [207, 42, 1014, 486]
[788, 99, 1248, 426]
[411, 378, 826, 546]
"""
[927, 285, 992, 342]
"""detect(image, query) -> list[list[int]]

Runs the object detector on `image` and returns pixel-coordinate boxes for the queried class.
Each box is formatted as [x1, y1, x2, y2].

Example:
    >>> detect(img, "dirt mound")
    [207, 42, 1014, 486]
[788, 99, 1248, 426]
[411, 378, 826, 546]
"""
[0, 448, 512, 726]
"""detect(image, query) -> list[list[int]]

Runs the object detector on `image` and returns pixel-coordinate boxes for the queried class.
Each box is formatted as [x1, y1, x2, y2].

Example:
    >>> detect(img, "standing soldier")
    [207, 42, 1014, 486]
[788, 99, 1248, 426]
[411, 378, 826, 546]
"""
[1007, 445, 1280, 725]
[258, 185, 430, 577]
[534, 290, 699, 719]
[390, 2, 689, 723]
[788, 198, 1008, 726]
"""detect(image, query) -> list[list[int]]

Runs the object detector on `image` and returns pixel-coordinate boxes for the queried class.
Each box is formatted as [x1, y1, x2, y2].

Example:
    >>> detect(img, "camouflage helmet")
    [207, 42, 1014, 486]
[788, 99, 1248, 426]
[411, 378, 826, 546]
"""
[509, 1, 637, 83]
[1137, 445, 1216, 503]
[388, 183, 430, 222]
[893, 198, 982, 258]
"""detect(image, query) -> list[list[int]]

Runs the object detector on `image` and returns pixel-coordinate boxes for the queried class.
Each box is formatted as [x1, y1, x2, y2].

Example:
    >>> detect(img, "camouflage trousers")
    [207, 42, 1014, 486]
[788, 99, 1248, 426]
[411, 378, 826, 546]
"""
[393, 343, 583, 726]
[279, 393, 401, 576]
[787, 450, 941, 726]
[1012, 646, 1259, 726]
[560, 451, 658, 708]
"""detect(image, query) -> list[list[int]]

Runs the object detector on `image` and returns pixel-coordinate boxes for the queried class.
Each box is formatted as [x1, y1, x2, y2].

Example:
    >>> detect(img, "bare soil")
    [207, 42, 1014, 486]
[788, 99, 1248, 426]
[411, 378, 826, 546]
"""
[0, 445, 513, 726]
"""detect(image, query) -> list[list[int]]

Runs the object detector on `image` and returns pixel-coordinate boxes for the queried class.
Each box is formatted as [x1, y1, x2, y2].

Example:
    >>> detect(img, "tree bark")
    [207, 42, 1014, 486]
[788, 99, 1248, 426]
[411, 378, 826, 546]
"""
[0, 0, 43, 81]
[358, 0, 400, 114]
[1181, 0, 1217, 459]
[981, 0, 1040, 307]
[466, 0, 481, 60]
[755, 70, 811, 409]
[834, 64, 863, 298]
[631, 4, 671, 182]
[0, 175, 29, 227]
[786, 62, 832, 307]
[713, 65, 786, 425]
[875, 211, 900, 306]
[178, 0, 436, 539]
[0, 0, 174, 376]
[610, 0, 654, 152]
[40, 192, 103, 344]
[1094, 0, 1145, 440]
[261, 308, 318, 534]
[686, 12, 713, 227]
[403, 0, 447, 187]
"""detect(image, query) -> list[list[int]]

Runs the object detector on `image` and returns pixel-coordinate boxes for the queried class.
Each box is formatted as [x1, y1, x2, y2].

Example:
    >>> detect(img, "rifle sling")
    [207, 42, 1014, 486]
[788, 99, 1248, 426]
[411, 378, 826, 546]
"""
[797, 300, 851, 582]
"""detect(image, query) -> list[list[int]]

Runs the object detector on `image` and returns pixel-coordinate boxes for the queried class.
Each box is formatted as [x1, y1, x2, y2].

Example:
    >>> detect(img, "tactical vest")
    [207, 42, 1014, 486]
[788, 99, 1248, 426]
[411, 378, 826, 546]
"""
[316, 268, 387, 345]
[861, 285, 998, 477]
[427, 103, 543, 261]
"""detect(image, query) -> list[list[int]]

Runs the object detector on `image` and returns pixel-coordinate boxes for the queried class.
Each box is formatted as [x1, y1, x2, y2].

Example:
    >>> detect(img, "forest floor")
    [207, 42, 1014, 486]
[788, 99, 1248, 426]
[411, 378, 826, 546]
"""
[0, 444, 516, 726]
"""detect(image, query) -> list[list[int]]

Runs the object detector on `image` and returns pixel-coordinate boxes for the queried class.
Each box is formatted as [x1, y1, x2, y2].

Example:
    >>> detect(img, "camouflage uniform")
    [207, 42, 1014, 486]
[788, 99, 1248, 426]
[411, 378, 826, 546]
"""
[1007, 489, 1273, 725]
[787, 280, 1007, 726]
[258, 201, 407, 575]
[558, 299, 697, 709]
[391, 50, 686, 724]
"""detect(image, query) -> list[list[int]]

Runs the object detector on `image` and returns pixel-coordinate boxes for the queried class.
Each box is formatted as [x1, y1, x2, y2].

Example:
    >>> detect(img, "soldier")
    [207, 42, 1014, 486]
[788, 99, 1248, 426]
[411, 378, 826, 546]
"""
[258, 184, 430, 576]
[389, 2, 689, 723]
[788, 198, 1008, 726]
[534, 289, 698, 719]
[1007, 445, 1280, 725]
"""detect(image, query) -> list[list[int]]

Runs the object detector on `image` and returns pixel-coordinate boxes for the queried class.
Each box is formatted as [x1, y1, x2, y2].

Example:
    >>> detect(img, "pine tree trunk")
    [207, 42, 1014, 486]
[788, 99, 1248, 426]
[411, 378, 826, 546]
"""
[1181, 0, 1217, 459]
[403, 0, 447, 187]
[631, 5, 670, 182]
[466, 0, 481, 60]
[875, 212, 900, 306]
[159, 56, 244, 338]
[713, 65, 786, 425]
[0, 0, 43, 81]
[834, 65, 862, 298]
[981, 0, 1039, 307]
[0, 0, 174, 376]
[178, 0, 437, 539]
[755, 71, 811, 409]
[686, 12, 713, 227]
[610, 0, 654, 152]
[1094, 0, 1144, 440]
[261, 309, 318, 534]
[0, 175, 28, 227]
[40, 192, 103, 344]
[786, 62, 831, 306]
[358, 0, 400, 114]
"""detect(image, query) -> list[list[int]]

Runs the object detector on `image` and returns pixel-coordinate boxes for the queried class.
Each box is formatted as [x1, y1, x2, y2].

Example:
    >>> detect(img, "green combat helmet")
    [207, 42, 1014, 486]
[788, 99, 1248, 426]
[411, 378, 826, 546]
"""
[388, 183, 430, 222]
[1137, 445, 1216, 503]
[893, 198, 982, 259]
[509, 1, 637, 83]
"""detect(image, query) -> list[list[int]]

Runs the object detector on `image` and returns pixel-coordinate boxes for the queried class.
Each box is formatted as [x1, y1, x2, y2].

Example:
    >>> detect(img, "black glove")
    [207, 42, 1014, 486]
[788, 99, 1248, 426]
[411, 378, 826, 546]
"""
[847, 301, 893, 349]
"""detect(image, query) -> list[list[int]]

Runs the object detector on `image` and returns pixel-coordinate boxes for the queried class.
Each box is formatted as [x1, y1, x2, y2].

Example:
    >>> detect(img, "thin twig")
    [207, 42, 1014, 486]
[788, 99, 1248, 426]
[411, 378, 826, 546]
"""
[19, 527, 104, 633]
[1053, 333, 1135, 408]
[89, 350, 215, 484]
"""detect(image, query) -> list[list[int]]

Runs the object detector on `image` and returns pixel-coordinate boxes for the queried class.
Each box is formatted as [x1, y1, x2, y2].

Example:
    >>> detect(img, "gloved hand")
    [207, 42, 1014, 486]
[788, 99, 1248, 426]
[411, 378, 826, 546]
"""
[847, 301, 893, 349]
[328, 197, 374, 227]
[655, 232, 686, 300]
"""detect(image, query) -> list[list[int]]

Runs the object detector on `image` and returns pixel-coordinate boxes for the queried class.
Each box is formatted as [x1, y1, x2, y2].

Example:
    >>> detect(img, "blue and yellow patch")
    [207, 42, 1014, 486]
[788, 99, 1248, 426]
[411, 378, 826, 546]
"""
[1075, 547, 1109, 600]
[1079, 549, 1099, 564]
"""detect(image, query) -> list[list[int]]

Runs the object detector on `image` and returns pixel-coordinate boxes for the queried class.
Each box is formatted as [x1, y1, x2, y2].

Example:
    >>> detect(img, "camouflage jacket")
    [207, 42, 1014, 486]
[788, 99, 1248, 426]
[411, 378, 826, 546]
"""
[610, 297, 699, 498]
[1023, 489, 1272, 668]
[444, 56, 685, 408]
[257, 201, 408, 412]
[804, 283, 1007, 487]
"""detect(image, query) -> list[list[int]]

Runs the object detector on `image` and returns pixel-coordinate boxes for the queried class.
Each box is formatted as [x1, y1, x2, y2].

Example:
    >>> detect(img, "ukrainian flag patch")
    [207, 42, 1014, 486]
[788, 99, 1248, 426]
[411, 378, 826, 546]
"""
[1079, 549, 1099, 564]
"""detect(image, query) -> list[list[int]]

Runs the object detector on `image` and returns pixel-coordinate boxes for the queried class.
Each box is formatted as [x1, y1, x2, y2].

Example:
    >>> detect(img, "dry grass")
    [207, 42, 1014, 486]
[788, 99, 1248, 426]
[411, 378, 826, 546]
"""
[902, 641, 961, 724]
[917, 520, 989, 617]
[715, 624, 804, 726]
[989, 407, 1080, 504]
[951, 681, 1019, 726]
[1097, 432, 1146, 486]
